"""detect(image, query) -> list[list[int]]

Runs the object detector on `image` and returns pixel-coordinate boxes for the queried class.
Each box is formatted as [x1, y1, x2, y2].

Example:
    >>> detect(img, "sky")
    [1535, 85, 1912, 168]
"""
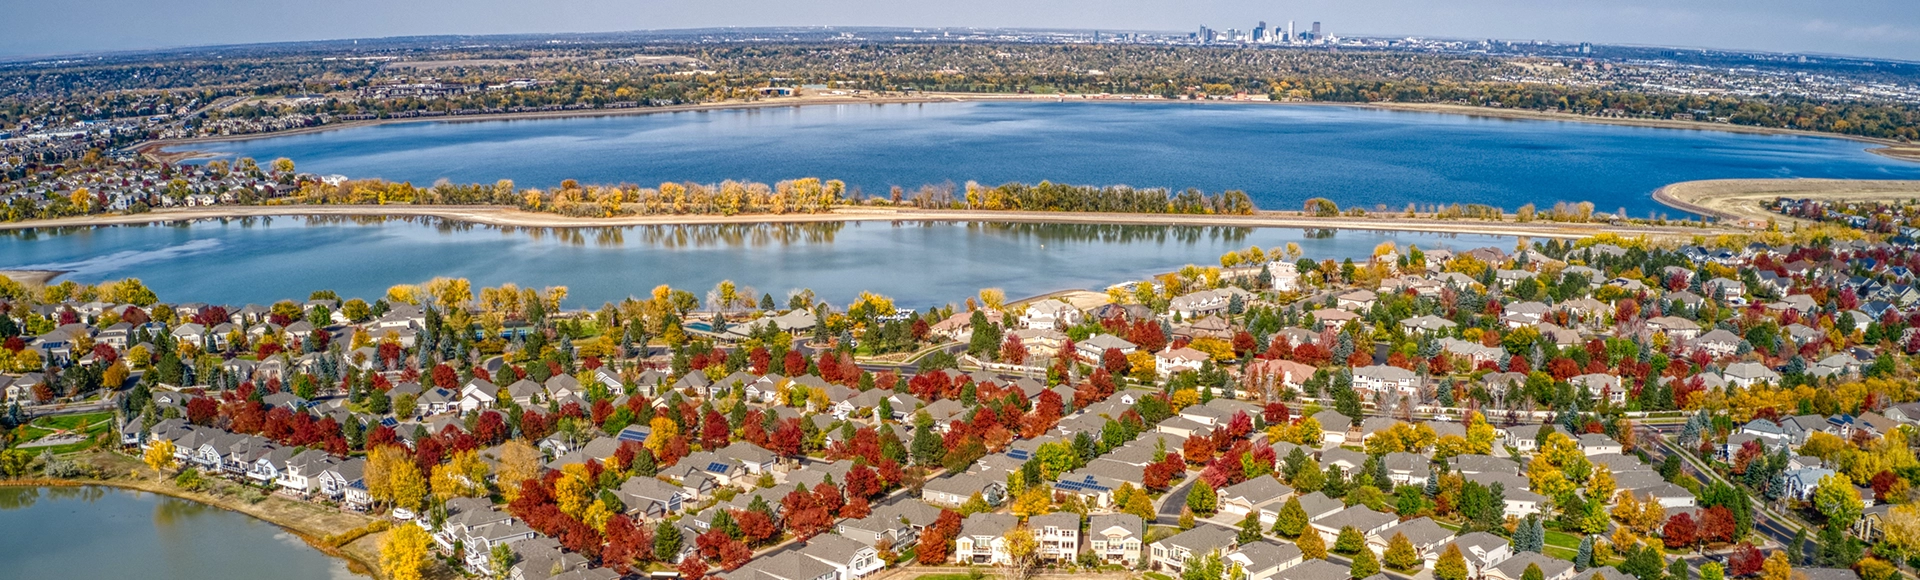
[4, 0, 1918, 61]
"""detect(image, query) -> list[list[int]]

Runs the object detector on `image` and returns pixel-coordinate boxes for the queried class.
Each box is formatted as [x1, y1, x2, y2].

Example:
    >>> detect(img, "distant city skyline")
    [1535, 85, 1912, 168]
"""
[4, 0, 1917, 61]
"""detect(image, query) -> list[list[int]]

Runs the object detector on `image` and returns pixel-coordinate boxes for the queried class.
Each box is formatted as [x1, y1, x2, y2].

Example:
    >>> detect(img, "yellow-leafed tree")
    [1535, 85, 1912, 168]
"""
[144, 439, 178, 479]
[381, 524, 433, 580]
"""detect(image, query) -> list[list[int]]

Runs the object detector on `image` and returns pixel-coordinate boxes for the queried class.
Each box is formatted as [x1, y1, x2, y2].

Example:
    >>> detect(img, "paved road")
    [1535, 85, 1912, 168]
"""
[1635, 423, 1801, 555]
[1158, 478, 1197, 525]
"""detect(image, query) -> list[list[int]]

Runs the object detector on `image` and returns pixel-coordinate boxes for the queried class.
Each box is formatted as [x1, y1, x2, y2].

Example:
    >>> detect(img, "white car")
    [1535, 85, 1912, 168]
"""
[391, 508, 416, 521]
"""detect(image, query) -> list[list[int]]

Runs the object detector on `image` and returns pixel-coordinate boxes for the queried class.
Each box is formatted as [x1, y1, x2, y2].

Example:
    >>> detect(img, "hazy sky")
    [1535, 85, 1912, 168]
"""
[5, 0, 1917, 61]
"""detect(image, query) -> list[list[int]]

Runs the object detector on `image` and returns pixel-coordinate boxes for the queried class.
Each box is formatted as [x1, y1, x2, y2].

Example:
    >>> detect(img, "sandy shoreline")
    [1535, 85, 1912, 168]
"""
[0, 269, 69, 286]
[137, 92, 1920, 163]
[0, 204, 1736, 239]
[1654, 178, 1920, 225]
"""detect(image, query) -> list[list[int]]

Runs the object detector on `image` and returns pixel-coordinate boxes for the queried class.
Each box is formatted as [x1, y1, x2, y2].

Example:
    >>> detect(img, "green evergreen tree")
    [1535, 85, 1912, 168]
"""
[1575, 534, 1594, 571]
[1668, 556, 1689, 580]
[1334, 526, 1366, 555]
[653, 520, 682, 561]
[1272, 497, 1309, 538]
[1238, 511, 1265, 544]
[1523, 563, 1544, 580]
[911, 417, 943, 466]
[1350, 541, 1382, 578]
[1187, 479, 1218, 516]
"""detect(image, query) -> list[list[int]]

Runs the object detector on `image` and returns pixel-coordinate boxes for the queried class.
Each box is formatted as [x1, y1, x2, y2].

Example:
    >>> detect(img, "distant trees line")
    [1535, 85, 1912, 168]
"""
[7, 42, 1919, 142]
[288, 176, 1258, 217]
[904, 181, 1256, 215]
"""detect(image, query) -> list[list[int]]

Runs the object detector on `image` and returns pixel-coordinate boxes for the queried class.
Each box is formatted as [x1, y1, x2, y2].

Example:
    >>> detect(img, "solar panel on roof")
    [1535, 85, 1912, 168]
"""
[1007, 450, 1030, 460]
[707, 462, 730, 473]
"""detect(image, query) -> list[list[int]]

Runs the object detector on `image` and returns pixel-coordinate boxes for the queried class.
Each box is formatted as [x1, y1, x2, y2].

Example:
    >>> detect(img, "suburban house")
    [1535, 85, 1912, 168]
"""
[1087, 513, 1146, 566]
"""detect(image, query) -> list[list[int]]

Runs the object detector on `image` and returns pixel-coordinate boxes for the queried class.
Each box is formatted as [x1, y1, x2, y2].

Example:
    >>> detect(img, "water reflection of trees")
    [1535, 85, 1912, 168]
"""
[966, 221, 1254, 244]
[0, 485, 106, 511]
[152, 494, 214, 528]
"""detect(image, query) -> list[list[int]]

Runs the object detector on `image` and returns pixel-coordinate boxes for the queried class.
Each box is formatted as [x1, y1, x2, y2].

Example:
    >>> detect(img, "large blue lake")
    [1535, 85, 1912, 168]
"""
[3, 220, 1507, 308]
[179, 101, 1920, 217]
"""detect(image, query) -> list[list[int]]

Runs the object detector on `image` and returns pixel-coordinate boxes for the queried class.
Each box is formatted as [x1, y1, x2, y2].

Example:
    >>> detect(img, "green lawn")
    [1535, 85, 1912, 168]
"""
[1543, 529, 1584, 560]
[1146, 525, 1182, 544]
[33, 411, 114, 432]
[915, 573, 995, 580]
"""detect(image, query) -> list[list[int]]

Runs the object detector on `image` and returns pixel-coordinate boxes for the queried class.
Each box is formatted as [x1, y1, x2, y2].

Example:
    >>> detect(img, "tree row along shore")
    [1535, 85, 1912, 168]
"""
[4, 174, 1898, 240]
[0, 204, 1738, 240]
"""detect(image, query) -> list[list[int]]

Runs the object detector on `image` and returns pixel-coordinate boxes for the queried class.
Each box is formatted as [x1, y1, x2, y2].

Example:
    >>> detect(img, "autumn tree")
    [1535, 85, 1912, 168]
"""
[1004, 526, 1040, 580]
[431, 449, 489, 501]
[381, 524, 433, 580]
[1296, 527, 1328, 560]
[497, 440, 541, 502]
[1384, 532, 1422, 572]
[144, 439, 178, 479]
[1663, 513, 1698, 550]
[1435, 544, 1468, 580]
[368, 446, 427, 511]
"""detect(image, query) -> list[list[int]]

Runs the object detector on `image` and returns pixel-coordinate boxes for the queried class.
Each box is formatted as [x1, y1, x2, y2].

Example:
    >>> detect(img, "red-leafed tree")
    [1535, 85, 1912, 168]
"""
[519, 409, 552, 442]
[1128, 320, 1168, 353]
[473, 411, 508, 446]
[770, 418, 805, 457]
[736, 509, 776, 546]
[843, 496, 871, 519]
[876, 458, 903, 490]
[1728, 543, 1764, 576]
[783, 350, 808, 376]
[749, 347, 772, 374]
[431, 364, 459, 390]
[1873, 470, 1901, 501]
[813, 482, 845, 517]
[1183, 434, 1216, 466]
[845, 464, 881, 499]
[677, 554, 709, 579]
[701, 410, 730, 450]
[602, 514, 653, 573]
[1699, 505, 1737, 544]
[696, 529, 731, 561]
[187, 397, 218, 425]
[1000, 334, 1029, 366]
[1262, 403, 1291, 426]
[1102, 348, 1128, 375]
[719, 538, 754, 570]
[1662, 513, 1697, 550]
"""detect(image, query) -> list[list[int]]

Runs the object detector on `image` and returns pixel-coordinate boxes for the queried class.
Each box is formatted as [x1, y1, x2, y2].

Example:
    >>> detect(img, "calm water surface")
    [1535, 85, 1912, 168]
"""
[0, 486, 356, 580]
[2, 219, 1511, 307]
[178, 101, 1920, 217]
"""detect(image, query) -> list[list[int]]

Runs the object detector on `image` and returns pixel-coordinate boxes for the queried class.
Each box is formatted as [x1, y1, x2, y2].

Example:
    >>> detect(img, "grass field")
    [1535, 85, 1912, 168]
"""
[19, 411, 116, 454]
[1543, 529, 1584, 560]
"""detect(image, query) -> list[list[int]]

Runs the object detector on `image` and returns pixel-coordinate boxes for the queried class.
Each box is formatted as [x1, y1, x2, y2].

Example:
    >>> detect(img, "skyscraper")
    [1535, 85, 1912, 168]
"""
[1286, 21, 1295, 43]
[1311, 22, 1322, 38]
[1253, 21, 1267, 44]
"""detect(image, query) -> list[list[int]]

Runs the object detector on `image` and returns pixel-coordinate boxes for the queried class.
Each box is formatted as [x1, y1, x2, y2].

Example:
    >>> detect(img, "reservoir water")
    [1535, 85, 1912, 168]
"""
[0, 486, 356, 580]
[176, 101, 1920, 217]
[2, 220, 1509, 307]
